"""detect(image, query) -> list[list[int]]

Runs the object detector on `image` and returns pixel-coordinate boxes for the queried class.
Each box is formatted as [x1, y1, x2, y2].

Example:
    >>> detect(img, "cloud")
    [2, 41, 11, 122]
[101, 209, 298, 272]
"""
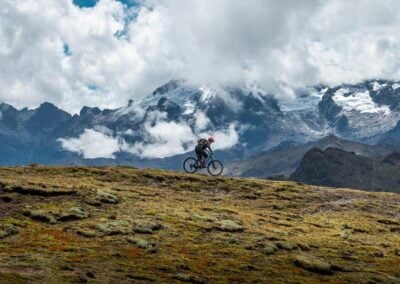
[1, 0, 400, 113]
[121, 120, 196, 158]
[193, 111, 210, 131]
[58, 128, 121, 158]
[121, 120, 240, 158]
[58, 112, 240, 159]
[204, 124, 239, 150]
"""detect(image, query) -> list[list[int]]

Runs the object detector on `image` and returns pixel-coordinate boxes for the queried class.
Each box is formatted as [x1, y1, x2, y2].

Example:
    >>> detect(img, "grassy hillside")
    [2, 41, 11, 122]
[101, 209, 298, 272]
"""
[0, 166, 399, 283]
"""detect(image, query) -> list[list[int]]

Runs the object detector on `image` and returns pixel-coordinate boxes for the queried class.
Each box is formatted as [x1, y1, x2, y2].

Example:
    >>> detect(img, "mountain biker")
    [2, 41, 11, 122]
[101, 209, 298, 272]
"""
[195, 137, 215, 168]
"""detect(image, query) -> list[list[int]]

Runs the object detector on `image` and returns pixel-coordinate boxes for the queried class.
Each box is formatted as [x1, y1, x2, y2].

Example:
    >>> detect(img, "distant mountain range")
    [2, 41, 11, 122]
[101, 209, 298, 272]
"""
[289, 147, 400, 193]
[0, 79, 400, 173]
[225, 135, 390, 179]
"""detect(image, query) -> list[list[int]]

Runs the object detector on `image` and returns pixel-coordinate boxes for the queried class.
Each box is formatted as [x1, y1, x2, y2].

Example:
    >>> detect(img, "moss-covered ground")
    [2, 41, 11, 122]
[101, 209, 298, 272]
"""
[0, 166, 399, 283]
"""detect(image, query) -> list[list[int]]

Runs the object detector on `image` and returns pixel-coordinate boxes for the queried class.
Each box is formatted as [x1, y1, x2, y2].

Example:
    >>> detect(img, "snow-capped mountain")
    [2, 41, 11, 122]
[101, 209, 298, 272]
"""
[57, 80, 290, 161]
[0, 79, 400, 167]
[317, 80, 400, 141]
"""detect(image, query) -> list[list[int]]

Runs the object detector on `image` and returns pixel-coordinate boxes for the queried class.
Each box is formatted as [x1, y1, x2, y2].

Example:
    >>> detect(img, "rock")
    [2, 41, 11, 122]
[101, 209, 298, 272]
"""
[241, 264, 260, 271]
[1, 195, 13, 202]
[276, 241, 296, 251]
[192, 213, 214, 222]
[127, 274, 156, 282]
[133, 222, 162, 234]
[0, 224, 19, 239]
[378, 219, 400, 226]
[340, 250, 357, 260]
[297, 242, 311, 251]
[108, 214, 117, 220]
[228, 237, 241, 245]
[263, 244, 278, 255]
[77, 229, 97, 238]
[86, 272, 95, 279]
[127, 237, 149, 248]
[371, 251, 384, 258]
[294, 254, 333, 275]
[395, 249, 400, 256]
[94, 220, 131, 235]
[133, 227, 153, 234]
[85, 198, 102, 207]
[175, 273, 206, 283]
[6, 185, 76, 196]
[214, 220, 244, 232]
[390, 227, 400, 233]
[177, 264, 191, 271]
[58, 207, 89, 221]
[60, 266, 74, 271]
[96, 190, 119, 204]
[24, 210, 57, 224]
[127, 236, 157, 252]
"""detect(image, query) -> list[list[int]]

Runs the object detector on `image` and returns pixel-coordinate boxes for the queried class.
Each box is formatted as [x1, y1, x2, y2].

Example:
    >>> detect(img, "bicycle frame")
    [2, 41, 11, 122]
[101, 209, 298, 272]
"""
[205, 152, 215, 163]
[195, 151, 214, 168]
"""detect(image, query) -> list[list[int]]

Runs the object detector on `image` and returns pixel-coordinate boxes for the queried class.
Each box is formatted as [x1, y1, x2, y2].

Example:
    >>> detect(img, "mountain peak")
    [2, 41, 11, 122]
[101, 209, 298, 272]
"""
[152, 80, 181, 96]
[79, 106, 101, 116]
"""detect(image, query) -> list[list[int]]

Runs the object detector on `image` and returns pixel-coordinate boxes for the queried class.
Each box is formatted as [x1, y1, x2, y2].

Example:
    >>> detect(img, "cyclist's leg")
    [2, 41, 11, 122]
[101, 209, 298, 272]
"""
[195, 146, 202, 167]
[201, 152, 208, 168]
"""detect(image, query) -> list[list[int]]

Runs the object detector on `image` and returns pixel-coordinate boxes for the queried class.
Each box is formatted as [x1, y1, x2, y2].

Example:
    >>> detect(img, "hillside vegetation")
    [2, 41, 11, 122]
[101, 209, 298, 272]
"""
[0, 166, 399, 283]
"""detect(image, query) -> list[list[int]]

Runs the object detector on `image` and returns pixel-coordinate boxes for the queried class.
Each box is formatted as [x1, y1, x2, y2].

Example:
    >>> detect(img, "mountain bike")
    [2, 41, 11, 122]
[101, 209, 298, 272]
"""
[183, 152, 224, 176]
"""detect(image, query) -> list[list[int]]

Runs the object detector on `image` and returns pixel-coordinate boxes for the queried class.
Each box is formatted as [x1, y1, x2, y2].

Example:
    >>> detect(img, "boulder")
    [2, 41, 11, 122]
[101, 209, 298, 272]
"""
[0, 224, 19, 239]
[96, 190, 119, 204]
[214, 220, 244, 232]
[294, 254, 333, 275]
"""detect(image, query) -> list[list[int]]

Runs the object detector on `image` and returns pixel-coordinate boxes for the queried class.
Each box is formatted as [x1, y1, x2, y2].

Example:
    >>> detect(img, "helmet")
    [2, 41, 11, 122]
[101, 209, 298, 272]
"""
[208, 136, 215, 143]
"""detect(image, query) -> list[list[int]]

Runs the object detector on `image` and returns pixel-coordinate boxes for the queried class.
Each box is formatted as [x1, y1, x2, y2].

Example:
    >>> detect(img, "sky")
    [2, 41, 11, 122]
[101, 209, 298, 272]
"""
[1, 0, 400, 113]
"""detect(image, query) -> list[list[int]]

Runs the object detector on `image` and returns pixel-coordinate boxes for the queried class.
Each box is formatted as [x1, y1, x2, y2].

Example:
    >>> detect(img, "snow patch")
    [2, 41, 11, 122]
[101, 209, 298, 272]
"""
[199, 86, 217, 103]
[333, 89, 390, 115]
[392, 83, 400, 90]
[372, 82, 387, 91]
[183, 102, 195, 115]
[279, 88, 324, 112]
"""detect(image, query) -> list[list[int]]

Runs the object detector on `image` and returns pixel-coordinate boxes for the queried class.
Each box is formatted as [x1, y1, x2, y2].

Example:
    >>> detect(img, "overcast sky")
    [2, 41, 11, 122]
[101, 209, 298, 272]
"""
[1, 0, 400, 113]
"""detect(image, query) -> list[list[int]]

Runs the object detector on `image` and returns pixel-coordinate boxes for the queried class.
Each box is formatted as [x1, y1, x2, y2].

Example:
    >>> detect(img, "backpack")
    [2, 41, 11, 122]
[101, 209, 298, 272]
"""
[197, 138, 207, 145]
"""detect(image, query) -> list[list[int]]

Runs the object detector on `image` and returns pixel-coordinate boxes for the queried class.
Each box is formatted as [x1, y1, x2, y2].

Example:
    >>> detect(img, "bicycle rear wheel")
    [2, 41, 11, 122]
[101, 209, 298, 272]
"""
[183, 157, 199, 173]
[207, 160, 223, 176]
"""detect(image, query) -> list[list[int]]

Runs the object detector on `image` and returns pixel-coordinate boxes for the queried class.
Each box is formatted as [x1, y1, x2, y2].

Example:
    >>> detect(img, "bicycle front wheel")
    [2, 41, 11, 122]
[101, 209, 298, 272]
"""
[183, 157, 198, 173]
[207, 160, 223, 176]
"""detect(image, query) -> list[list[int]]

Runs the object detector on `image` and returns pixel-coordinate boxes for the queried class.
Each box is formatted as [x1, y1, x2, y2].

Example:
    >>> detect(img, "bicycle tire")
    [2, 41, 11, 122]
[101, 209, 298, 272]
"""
[183, 157, 199, 173]
[207, 160, 223, 176]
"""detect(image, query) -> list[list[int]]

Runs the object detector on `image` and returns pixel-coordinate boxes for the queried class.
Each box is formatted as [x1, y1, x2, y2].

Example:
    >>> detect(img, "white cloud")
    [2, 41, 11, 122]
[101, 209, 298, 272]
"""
[204, 124, 239, 150]
[194, 111, 210, 131]
[1, 0, 400, 113]
[122, 120, 196, 158]
[58, 128, 121, 158]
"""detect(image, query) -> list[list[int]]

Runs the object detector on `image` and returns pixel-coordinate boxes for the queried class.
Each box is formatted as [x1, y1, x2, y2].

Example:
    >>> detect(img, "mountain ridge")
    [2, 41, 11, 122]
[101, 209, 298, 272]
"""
[225, 135, 390, 179]
[290, 147, 400, 192]
[0, 79, 400, 168]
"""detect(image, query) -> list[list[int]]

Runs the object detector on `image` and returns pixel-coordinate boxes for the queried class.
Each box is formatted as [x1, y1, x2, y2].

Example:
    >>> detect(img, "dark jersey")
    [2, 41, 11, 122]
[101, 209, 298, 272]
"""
[201, 142, 211, 151]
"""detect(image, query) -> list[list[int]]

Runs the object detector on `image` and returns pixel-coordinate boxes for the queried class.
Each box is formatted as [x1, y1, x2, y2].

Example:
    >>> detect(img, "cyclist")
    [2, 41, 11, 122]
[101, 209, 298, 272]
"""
[195, 137, 215, 168]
